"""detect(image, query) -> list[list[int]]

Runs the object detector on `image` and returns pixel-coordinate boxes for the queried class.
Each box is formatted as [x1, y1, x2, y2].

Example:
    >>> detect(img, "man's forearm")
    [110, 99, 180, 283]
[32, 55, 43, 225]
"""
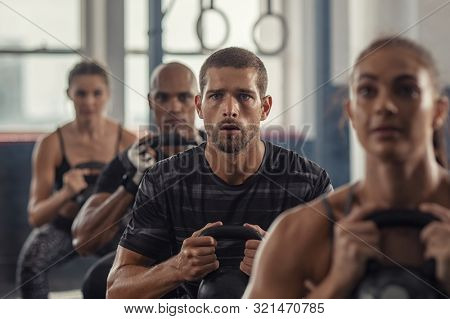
[107, 256, 183, 299]
[90, 187, 135, 232]
[73, 187, 135, 254]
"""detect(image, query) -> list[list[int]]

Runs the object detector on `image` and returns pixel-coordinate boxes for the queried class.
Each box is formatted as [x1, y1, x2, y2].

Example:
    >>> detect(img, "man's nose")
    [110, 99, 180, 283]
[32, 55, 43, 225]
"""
[222, 96, 239, 118]
[168, 97, 183, 113]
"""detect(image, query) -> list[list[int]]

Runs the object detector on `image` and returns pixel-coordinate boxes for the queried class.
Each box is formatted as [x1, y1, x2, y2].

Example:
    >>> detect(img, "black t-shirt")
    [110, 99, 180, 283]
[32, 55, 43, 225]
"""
[120, 141, 333, 297]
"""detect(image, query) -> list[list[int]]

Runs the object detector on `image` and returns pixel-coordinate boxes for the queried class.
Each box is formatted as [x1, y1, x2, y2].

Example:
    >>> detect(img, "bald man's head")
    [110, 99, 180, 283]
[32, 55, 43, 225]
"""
[150, 62, 198, 94]
[148, 62, 198, 137]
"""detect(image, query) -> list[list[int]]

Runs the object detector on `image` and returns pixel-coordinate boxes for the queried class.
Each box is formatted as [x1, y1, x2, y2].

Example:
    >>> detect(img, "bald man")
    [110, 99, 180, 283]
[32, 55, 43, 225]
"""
[71, 62, 206, 298]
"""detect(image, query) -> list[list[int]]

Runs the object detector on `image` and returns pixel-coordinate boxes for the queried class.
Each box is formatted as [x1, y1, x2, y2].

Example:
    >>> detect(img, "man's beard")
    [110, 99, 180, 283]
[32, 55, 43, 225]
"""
[208, 121, 259, 154]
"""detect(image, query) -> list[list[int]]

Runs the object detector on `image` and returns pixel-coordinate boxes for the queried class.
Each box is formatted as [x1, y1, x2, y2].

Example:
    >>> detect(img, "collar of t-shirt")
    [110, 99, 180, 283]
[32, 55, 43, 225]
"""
[198, 140, 269, 190]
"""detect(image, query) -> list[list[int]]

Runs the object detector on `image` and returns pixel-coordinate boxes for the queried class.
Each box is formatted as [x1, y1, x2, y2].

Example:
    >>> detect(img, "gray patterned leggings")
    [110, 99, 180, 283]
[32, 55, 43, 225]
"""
[16, 222, 76, 298]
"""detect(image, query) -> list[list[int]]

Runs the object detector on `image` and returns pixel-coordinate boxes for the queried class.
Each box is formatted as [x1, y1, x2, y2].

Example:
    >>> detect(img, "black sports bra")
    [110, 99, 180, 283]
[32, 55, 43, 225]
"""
[54, 126, 122, 191]
[321, 183, 358, 240]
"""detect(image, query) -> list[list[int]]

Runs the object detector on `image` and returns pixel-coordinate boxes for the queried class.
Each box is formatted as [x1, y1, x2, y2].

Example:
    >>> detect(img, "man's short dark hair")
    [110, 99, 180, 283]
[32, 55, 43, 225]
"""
[199, 47, 268, 96]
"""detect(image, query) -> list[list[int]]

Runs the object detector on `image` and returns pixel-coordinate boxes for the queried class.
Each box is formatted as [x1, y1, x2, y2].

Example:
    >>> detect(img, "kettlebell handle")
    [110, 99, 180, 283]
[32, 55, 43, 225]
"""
[199, 225, 262, 241]
[365, 209, 439, 229]
[353, 209, 441, 298]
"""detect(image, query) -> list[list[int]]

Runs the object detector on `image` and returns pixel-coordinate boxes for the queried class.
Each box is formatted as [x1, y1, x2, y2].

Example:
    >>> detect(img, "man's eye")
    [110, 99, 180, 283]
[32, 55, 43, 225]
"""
[94, 90, 103, 97]
[209, 93, 223, 100]
[76, 90, 87, 97]
[239, 94, 252, 101]
[178, 94, 191, 103]
[155, 94, 168, 102]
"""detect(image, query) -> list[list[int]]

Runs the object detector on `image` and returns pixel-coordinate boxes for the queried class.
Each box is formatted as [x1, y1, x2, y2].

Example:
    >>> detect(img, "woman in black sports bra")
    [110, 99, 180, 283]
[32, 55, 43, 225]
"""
[16, 61, 136, 298]
[245, 36, 450, 298]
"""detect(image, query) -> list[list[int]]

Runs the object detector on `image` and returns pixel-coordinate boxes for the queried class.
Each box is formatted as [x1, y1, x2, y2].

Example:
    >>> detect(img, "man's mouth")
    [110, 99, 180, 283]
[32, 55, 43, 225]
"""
[165, 118, 186, 125]
[220, 123, 241, 131]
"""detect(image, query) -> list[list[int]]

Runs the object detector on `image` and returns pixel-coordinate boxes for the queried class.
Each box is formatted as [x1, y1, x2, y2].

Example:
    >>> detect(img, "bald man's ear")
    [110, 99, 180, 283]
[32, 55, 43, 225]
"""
[195, 95, 203, 119]
[148, 93, 154, 110]
[260, 95, 272, 121]
[66, 88, 72, 100]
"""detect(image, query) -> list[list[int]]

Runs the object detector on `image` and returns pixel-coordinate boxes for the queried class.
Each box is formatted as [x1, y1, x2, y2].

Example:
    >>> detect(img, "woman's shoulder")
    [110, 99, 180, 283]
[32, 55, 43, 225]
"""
[281, 183, 355, 224]
[120, 128, 137, 149]
[266, 184, 354, 251]
[260, 185, 355, 279]
[36, 127, 65, 150]
[32, 128, 67, 165]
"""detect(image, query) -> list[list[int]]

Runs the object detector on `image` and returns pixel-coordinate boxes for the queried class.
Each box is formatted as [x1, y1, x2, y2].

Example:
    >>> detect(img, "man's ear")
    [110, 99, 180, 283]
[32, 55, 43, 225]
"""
[66, 88, 72, 100]
[433, 96, 449, 129]
[260, 95, 272, 121]
[195, 95, 203, 119]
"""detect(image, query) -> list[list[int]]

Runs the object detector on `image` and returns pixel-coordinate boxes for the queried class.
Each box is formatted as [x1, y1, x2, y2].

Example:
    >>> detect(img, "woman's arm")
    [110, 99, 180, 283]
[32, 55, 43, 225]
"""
[27, 134, 72, 227]
[27, 134, 88, 227]
[119, 128, 137, 152]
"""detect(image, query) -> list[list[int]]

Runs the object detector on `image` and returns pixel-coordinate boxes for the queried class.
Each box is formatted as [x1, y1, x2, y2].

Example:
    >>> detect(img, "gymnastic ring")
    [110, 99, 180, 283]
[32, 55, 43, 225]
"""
[196, 6, 230, 52]
[252, 12, 288, 56]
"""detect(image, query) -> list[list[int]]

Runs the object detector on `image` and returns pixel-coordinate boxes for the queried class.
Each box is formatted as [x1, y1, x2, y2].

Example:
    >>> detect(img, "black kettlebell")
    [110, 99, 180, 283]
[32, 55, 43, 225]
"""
[197, 225, 262, 299]
[72, 161, 105, 206]
[352, 209, 444, 299]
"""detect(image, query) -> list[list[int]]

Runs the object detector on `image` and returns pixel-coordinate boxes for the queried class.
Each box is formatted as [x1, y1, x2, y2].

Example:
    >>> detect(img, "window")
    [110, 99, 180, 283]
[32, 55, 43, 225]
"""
[124, 0, 150, 130]
[124, 0, 284, 130]
[0, 0, 81, 131]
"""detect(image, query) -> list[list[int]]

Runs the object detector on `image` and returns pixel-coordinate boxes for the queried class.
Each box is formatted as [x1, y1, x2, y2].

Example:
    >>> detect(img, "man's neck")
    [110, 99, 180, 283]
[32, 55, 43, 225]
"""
[205, 137, 266, 185]
[360, 149, 442, 208]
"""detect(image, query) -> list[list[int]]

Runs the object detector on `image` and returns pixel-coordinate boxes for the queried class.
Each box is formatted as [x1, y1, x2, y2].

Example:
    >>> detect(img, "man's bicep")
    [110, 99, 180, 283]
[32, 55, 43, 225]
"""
[113, 245, 154, 269]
